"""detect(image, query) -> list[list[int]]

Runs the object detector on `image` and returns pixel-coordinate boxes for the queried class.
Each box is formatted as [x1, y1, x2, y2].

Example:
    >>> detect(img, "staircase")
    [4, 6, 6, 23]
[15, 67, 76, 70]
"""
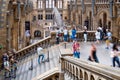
[13, 44, 60, 80]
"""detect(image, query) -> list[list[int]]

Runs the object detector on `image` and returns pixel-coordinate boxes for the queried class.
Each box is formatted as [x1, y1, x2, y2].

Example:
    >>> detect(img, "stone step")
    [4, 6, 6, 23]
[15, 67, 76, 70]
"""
[12, 45, 60, 80]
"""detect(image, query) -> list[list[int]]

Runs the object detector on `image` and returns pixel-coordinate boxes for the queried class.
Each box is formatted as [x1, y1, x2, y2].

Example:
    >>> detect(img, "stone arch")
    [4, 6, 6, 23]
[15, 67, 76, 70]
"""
[103, 12, 107, 28]
[68, 63, 70, 71]
[76, 67, 78, 78]
[90, 75, 95, 80]
[108, 21, 111, 29]
[79, 69, 83, 79]
[89, 11, 92, 30]
[72, 12, 76, 24]
[84, 71, 88, 80]
[114, 6, 117, 17]
[34, 30, 41, 37]
[84, 16, 89, 30]
[97, 9, 110, 28]
[73, 66, 75, 75]
[78, 10, 82, 26]
[98, 19, 102, 27]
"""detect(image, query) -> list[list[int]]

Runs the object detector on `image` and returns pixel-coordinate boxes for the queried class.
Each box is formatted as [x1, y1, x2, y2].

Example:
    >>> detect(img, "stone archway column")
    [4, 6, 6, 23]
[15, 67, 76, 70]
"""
[92, 16, 97, 30]
[20, 17, 26, 48]
[75, 12, 79, 25]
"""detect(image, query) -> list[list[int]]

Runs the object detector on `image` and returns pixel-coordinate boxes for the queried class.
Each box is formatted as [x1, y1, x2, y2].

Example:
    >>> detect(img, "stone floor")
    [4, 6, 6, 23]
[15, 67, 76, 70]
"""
[0, 41, 118, 80]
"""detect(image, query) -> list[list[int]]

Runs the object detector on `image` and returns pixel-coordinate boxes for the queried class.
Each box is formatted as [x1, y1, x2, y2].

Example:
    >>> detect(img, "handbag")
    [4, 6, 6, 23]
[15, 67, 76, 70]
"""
[88, 56, 92, 61]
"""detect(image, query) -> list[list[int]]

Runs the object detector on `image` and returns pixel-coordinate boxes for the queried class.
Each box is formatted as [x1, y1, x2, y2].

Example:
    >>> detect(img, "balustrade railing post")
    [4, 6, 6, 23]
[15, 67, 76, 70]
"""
[59, 57, 65, 80]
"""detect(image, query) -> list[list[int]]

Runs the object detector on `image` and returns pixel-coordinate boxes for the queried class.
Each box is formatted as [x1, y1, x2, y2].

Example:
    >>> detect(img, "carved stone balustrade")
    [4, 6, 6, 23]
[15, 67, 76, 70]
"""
[61, 56, 120, 80]
[13, 36, 51, 60]
[96, 0, 109, 4]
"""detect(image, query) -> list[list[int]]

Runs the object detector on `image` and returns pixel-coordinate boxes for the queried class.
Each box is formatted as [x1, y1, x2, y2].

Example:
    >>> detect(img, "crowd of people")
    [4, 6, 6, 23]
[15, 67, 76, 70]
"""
[55, 26, 120, 67]
[1, 25, 120, 79]
[2, 49, 18, 79]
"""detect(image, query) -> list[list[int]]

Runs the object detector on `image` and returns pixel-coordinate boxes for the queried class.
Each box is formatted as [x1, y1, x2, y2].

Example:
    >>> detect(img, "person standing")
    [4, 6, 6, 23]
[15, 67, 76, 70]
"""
[71, 27, 77, 40]
[88, 43, 99, 63]
[10, 55, 18, 78]
[68, 28, 72, 42]
[83, 29, 87, 42]
[56, 28, 60, 44]
[63, 27, 68, 42]
[110, 43, 120, 67]
[37, 47, 44, 64]
[72, 40, 80, 58]
[95, 29, 100, 44]
[2, 53, 10, 78]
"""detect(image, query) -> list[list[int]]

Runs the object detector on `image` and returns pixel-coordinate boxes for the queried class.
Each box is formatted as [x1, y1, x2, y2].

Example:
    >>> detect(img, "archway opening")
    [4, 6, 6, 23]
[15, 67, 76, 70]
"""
[34, 30, 41, 37]
[114, 6, 117, 17]
[80, 69, 83, 79]
[98, 19, 102, 27]
[84, 16, 89, 30]
[90, 75, 95, 80]
[103, 13, 107, 28]
[89, 11, 92, 30]
[84, 72, 88, 80]
[108, 21, 111, 29]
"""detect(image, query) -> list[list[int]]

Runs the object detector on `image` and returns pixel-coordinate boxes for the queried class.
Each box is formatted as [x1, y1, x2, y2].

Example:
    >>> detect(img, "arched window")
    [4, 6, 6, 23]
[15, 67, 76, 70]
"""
[46, 0, 55, 8]
[46, 0, 49, 8]
[58, 0, 62, 8]
[34, 30, 41, 37]
[38, 0, 43, 9]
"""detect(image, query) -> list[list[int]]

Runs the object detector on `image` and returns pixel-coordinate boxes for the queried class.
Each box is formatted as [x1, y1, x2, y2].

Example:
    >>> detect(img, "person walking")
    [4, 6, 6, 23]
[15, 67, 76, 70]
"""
[37, 47, 44, 64]
[110, 43, 120, 67]
[88, 43, 99, 63]
[105, 29, 112, 49]
[56, 28, 60, 44]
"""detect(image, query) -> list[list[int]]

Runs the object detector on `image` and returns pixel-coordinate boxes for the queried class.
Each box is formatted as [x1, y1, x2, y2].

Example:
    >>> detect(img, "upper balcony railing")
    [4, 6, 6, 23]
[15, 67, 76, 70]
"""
[96, 0, 109, 4]
[84, 0, 91, 4]
[14, 36, 51, 60]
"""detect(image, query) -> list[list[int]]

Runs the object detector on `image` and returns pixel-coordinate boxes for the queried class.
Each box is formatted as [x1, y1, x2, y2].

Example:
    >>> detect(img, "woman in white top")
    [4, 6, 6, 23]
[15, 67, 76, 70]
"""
[37, 47, 44, 64]
[111, 43, 120, 67]
[63, 27, 68, 42]
[95, 29, 100, 43]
